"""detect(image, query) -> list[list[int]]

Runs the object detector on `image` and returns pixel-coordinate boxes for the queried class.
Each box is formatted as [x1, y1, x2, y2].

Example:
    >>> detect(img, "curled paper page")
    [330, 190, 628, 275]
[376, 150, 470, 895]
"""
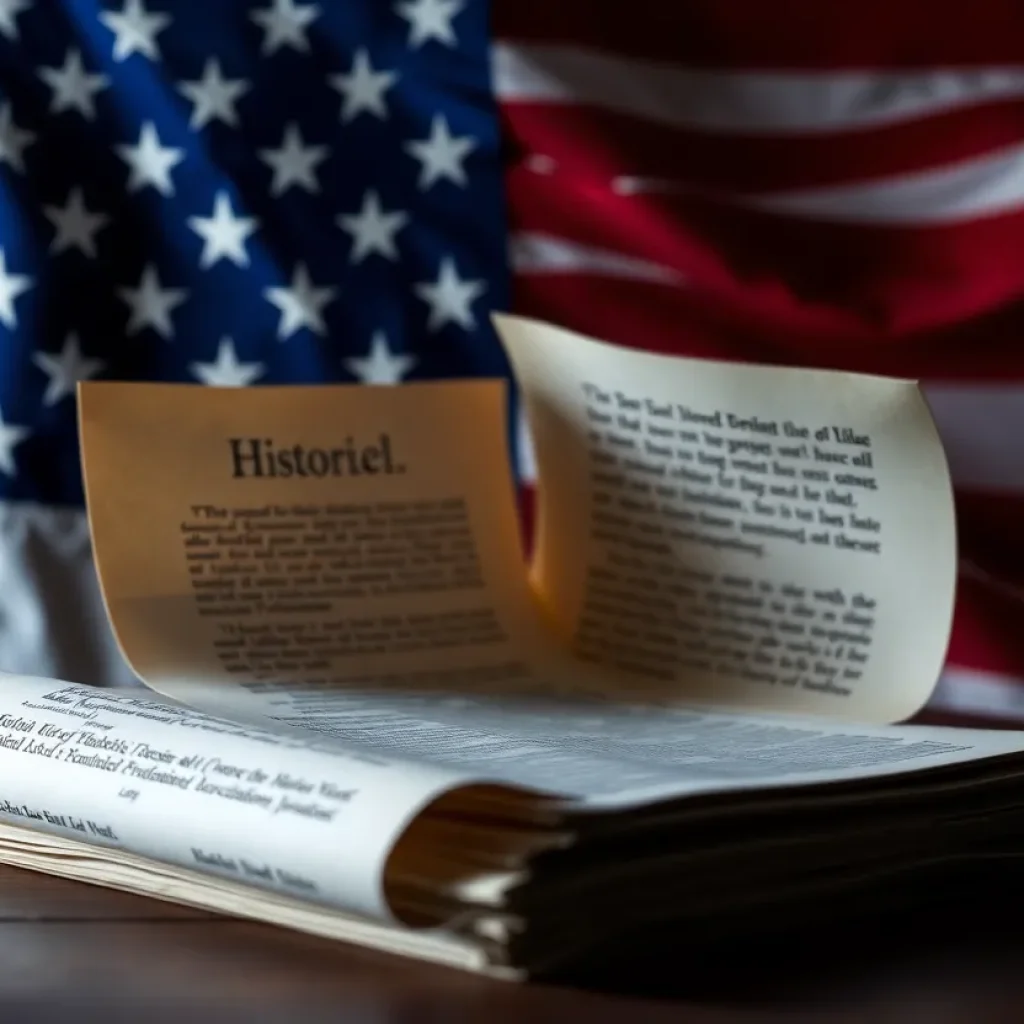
[495, 313, 957, 723]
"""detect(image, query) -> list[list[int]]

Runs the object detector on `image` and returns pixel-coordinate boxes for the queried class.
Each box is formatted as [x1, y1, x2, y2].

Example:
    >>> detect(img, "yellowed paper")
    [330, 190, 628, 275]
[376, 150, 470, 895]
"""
[78, 379, 566, 713]
[494, 314, 957, 723]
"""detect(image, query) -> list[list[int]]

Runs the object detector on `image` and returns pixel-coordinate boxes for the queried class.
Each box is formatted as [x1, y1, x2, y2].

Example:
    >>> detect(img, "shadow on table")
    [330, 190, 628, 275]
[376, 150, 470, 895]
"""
[544, 863, 1024, 1010]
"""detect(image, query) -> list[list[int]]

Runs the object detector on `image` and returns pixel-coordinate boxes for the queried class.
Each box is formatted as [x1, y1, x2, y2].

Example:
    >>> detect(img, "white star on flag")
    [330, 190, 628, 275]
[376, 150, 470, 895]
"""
[38, 49, 110, 120]
[251, 0, 320, 55]
[259, 123, 328, 196]
[44, 188, 110, 258]
[32, 335, 105, 406]
[188, 192, 259, 268]
[0, 403, 28, 477]
[264, 264, 336, 339]
[337, 190, 407, 263]
[415, 256, 485, 331]
[178, 59, 250, 130]
[0, 0, 29, 41]
[118, 265, 188, 339]
[0, 249, 32, 329]
[116, 121, 185, 196]
[328, 49, 397, 122]
[0, 102, 35, 174]
[190, 338, 265, 386]
[344, 331, 417, 384]
[396, 0, 465, 49]
[100, 0, 172, 62]
[405, 114, 475, 190]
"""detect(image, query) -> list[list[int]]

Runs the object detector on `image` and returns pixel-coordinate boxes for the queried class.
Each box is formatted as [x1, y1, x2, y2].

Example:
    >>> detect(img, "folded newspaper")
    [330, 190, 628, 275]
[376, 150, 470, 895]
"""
[0, 313, 1019, 979]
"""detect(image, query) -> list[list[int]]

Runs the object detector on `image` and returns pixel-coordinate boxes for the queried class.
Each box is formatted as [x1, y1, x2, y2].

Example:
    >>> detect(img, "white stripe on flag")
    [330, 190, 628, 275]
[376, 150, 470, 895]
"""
[494, 44, 1024, 135]
[510, 232, 682, 283]
[0, 502, 136, 688]
[930, 667, 1024, 721]
[743, 142, 1024, 223]
[924, 383, 1024, 492]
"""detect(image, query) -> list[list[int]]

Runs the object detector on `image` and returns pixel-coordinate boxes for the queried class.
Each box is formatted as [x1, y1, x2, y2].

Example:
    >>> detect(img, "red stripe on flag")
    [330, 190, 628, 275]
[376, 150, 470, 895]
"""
[501, 101, 1024, 194]
[494, 2, 1024, 67]
[958, 494, 1024, 581]
[945, 574, 1024, 677]
[513, 269, 1024, 386]
[507, 167, 1024, 351]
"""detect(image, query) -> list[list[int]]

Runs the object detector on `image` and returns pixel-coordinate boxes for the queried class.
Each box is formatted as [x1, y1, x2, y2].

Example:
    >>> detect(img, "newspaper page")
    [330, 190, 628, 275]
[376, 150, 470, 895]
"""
[189, 685, 1024, 811]
[0, 673, 484, 921]
[78, 378, 576, 706]
[495, 314, 957, 724]
[74, 358, 1024, 815]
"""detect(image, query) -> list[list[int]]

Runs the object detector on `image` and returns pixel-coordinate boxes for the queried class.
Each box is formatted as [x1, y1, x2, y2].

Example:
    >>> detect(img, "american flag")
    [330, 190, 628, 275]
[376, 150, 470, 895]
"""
[0, 0, 513, 688]
[0, 1, 1022, 724]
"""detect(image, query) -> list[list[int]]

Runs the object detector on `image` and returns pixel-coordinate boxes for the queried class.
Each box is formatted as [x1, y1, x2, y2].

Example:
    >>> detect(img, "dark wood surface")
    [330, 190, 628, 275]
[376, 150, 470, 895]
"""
[1, 864, 1024, 1022]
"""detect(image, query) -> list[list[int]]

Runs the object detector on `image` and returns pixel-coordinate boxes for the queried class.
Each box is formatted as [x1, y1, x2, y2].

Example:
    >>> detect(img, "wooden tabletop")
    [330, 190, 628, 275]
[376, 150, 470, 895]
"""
[1, 863, 1023, 1023]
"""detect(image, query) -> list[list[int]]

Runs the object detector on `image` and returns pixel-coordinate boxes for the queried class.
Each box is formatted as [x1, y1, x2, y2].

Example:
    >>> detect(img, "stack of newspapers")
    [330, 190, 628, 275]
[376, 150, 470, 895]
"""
[0, 314, 1018, 980]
